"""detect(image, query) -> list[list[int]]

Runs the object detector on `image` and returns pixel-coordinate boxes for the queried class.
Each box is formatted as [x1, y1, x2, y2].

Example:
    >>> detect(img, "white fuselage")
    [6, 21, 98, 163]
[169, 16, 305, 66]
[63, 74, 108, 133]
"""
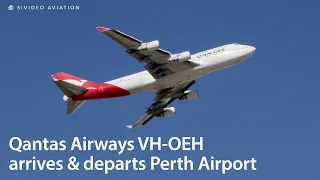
[106, 44, 256, 94]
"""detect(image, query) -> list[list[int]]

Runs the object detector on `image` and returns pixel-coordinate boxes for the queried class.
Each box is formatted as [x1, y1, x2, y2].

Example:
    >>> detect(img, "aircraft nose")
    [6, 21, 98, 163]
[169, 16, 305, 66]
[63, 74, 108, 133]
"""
[250, 46, 256, 53]
[245, 45, 256, 56]
[236, 45, 256, 61]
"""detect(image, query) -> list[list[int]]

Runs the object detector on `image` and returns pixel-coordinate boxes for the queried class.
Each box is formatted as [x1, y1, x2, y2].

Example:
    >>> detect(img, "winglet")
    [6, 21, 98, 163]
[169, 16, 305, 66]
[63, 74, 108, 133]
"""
[126, 125, 133, 129]
[96, 26, 110, 32]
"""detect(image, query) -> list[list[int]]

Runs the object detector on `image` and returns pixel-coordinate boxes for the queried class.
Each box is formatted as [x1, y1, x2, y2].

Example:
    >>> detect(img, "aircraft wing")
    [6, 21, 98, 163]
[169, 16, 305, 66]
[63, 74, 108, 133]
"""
[127, 80, 196, 129]
[97, 27, 197, 79]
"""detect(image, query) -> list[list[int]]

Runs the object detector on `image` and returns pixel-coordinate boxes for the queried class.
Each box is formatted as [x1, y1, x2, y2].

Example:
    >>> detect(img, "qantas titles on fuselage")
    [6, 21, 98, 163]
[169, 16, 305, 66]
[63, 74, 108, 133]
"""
[52, 27, 256, 128]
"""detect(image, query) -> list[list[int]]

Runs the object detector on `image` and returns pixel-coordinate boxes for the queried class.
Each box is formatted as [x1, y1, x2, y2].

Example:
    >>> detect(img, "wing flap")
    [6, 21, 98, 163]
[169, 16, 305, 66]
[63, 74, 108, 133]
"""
[97, 26, 198, 79]
[127, 81, 195, 129]
[127, 114, 155, 129]
[103, 29, 141, 49]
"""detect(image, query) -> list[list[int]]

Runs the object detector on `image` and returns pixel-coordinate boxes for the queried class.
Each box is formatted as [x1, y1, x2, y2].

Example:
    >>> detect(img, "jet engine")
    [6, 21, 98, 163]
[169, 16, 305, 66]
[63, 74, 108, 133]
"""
[168, 51, 191, 62]
[156, 107, 176, 117]
[138, 40, 160, 51]
[179, 90, 199, 100]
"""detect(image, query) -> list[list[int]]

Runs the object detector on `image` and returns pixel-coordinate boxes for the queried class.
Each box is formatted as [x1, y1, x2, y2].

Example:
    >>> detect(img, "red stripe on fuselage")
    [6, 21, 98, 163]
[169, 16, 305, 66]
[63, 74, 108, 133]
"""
[72, 83, 130, 101]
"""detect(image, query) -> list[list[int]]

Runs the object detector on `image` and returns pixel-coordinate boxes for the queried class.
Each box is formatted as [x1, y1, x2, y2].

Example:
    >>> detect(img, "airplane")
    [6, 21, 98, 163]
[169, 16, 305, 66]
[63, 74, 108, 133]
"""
[52, 27, 256, 129]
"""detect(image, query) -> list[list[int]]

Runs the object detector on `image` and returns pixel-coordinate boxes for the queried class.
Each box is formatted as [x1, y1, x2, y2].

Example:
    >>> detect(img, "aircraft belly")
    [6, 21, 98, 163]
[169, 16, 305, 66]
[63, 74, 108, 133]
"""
[115, 78, 144, 94]
[113, 72, 156, 94]
[151, 70, 203, 90]
[110, 68, 206, 93]
[198, 54, 239, 73]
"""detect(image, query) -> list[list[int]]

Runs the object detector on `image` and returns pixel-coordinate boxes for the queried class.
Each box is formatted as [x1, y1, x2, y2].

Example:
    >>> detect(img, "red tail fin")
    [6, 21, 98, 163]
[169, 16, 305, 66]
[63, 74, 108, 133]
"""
[51, 72, 100, 114]
[51, 72, 99, 97]
[52, 72, 98, 89]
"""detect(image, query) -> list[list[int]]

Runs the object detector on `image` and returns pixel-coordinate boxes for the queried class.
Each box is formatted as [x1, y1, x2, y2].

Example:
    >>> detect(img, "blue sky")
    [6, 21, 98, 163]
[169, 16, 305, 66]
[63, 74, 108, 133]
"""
[1, 0, 319, 179]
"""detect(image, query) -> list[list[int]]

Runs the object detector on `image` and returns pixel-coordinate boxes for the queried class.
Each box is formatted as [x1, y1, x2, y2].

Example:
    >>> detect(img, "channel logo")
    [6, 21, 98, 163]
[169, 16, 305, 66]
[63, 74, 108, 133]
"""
[8, 5, 14, 11]
[7, 5, 80, 11]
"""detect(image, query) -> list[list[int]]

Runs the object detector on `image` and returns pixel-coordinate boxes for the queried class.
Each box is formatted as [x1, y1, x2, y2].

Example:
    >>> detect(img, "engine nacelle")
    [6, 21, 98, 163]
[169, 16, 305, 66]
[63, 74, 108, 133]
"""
[179, 90, 199, 100]
[156, 107, 176, 117]
[138, 40, 160, 51]
[168, 51, 191, 62]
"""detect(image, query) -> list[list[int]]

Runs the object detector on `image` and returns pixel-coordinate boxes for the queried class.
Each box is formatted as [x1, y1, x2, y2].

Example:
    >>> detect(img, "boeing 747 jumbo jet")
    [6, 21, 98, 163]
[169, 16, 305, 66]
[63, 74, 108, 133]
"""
[52, 27, 256, 128]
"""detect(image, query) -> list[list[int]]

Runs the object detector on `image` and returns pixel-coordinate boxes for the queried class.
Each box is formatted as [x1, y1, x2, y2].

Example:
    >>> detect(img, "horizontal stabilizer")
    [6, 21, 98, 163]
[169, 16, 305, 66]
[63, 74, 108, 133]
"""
[54, 80, 88, 97]
[67, 100, 86, 115]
